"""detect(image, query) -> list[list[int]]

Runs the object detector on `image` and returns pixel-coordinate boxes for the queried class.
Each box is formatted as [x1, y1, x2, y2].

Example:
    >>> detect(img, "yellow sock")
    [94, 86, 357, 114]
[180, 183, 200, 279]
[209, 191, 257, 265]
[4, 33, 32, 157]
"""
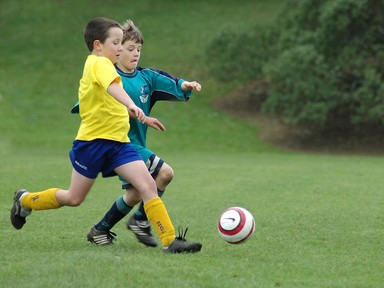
[21, 188, 61, 210]
[144, 197, 175, 247]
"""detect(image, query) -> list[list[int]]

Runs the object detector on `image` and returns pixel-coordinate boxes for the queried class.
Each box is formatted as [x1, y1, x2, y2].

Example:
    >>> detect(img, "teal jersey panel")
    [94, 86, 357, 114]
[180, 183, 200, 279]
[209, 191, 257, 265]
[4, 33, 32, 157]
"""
[116, 66, 192, 148]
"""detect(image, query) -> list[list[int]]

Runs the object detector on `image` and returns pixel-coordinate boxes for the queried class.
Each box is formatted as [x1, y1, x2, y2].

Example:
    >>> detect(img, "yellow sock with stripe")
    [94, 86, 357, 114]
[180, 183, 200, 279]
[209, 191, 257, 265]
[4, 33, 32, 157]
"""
[144, 197, 175, 247]
[21, 188, 61, 210]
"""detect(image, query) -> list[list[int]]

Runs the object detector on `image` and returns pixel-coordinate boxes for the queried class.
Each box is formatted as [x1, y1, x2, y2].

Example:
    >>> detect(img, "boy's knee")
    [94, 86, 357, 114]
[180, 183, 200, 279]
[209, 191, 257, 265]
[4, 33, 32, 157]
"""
[124, 188, 142, 205]
[158, 165, 174, 185]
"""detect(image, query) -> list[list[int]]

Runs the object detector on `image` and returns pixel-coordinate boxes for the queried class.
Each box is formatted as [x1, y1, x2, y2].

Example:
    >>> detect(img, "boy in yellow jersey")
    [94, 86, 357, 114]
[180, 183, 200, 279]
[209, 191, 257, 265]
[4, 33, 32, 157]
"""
[10, 17, 202, 254]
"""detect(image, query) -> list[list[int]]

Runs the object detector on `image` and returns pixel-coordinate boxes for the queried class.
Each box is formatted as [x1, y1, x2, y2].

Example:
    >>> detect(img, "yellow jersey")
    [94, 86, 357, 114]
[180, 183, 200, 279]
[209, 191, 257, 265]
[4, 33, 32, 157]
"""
[75, 55, 130, 142]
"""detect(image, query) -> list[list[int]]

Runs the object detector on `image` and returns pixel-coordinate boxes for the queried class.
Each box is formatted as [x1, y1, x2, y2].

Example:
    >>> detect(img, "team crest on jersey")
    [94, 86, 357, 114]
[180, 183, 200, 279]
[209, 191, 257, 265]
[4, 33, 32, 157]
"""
[139, 85, 150, 103]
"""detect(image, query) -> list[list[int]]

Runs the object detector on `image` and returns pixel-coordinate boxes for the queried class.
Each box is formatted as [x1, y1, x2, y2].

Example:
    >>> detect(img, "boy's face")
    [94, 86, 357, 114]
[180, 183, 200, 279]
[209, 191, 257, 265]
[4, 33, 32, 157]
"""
[95, 27, 123, 64]
[117, 40, 142, 73]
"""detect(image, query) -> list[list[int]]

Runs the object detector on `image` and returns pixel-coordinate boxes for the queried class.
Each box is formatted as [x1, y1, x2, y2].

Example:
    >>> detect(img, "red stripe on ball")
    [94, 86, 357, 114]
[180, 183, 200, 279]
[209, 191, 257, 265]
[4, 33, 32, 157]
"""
[218, 207, 246, 236]
[231, 218, 255, 244]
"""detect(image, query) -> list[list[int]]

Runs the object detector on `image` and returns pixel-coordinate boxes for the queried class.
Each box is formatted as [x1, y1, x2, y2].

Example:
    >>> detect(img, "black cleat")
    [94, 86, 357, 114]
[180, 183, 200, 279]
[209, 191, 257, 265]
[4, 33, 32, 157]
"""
[163, 227, 202, 254]
[10, 189, 31, 230]
[127, 215, 158, 247]
[87, 226, 116, 246]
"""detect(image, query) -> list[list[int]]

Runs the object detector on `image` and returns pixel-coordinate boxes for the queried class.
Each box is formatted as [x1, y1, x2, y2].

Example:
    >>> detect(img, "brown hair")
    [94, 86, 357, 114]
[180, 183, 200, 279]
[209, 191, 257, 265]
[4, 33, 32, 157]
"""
[121, 19, 144, 45]
[84, 17, 122, 52]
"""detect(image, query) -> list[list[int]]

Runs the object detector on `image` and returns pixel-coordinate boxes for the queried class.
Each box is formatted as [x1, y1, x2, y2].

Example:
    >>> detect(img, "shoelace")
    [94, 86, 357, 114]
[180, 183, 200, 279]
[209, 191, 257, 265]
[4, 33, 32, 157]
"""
[175, 227, 189, 241]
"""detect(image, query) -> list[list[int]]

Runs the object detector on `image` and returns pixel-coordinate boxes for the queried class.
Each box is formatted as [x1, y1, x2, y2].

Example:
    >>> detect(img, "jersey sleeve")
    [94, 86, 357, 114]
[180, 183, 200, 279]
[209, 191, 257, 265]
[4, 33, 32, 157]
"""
[71, 58, 120, 115]
[141, 68, 192, 106]
[93, 57, 121, 90]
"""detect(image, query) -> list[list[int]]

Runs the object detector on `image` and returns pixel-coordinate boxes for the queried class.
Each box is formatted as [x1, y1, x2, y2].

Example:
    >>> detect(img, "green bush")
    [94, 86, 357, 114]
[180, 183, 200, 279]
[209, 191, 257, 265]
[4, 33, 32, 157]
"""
[352, 68, 384, 126]
[262, 45, 338, 129]
[206, 26, 277, 82]
[208, 0, 384, 137]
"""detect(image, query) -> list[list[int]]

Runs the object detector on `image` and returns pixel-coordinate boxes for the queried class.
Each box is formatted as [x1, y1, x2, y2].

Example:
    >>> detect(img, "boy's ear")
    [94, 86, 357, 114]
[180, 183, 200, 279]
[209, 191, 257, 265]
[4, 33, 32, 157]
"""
[93, 40, 102, 51]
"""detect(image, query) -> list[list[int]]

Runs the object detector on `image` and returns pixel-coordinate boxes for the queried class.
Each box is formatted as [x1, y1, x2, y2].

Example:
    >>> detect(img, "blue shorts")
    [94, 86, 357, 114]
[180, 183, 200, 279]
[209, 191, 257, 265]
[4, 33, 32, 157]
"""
[69, 139, 143, 179]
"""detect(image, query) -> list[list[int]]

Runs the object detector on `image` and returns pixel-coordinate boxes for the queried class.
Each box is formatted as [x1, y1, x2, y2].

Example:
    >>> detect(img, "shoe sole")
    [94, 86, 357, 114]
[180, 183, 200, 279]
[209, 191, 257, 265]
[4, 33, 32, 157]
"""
[163, 243, 202, 254]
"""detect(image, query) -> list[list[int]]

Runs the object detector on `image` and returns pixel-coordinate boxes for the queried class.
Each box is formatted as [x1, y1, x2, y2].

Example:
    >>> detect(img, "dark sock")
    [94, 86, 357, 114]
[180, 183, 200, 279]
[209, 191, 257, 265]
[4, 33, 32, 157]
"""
[134, 189, 164, 221]
[95, 196, 133, 231]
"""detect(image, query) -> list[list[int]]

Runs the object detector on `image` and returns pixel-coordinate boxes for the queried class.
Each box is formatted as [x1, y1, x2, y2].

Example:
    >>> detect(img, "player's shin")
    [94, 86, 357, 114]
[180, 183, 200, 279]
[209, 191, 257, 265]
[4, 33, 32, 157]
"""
[21, 188, 61, 210]
[143, 197, 175, 247]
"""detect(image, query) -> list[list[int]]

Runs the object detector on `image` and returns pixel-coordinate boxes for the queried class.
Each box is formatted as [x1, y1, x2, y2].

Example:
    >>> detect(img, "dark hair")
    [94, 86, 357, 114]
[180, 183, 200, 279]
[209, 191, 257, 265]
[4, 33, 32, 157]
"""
[84, 17, 122, 51]
[122, 19, 144, 45]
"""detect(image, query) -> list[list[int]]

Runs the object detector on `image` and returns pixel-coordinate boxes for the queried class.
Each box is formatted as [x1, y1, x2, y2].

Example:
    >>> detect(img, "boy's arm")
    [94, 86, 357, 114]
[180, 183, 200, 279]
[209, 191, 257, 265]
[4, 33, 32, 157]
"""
[107, 81, 146, 123]
[140, 68, 202, 112]
[149, 68, 202, 93]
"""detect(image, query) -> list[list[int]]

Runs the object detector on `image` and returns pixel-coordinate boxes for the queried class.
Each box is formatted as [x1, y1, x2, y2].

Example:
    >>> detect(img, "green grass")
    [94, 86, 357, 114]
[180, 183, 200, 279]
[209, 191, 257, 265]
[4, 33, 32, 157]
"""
[1, 0, 383, 287]
[1, 152, 383, 287]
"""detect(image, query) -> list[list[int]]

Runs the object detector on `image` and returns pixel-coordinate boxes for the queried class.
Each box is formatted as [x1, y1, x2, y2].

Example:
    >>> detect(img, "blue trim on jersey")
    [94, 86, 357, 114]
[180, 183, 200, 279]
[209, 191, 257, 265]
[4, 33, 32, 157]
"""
[71, 103, 79, 114]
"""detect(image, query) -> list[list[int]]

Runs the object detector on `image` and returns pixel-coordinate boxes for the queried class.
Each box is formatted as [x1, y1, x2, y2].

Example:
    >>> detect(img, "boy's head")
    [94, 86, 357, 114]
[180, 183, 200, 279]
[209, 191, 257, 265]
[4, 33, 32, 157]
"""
[117, 20, 143, 73]
[122, 20, 144, 45]
[84, 17, 122, 52]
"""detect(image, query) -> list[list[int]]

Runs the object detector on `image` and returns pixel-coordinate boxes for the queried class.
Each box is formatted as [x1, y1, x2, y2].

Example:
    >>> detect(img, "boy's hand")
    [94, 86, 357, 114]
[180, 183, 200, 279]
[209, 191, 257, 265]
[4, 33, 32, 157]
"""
[145, 117, 166, 131]
[181, 81, 202, 92]
[128, 104, 146, 123]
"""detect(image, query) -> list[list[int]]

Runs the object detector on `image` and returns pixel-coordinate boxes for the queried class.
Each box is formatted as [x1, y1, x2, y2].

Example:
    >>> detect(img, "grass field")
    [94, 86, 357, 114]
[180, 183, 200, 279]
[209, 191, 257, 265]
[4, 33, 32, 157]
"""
[1, 1, 383, 287]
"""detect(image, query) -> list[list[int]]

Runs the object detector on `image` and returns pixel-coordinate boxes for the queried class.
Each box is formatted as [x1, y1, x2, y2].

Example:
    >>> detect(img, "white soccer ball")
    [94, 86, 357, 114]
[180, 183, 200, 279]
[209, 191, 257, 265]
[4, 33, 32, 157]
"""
[218, 207, 255, 244]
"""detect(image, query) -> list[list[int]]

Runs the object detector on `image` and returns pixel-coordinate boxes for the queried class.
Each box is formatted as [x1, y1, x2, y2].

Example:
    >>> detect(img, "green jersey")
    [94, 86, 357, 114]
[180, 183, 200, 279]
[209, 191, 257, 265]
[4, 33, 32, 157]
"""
[116, 66, 191, 149]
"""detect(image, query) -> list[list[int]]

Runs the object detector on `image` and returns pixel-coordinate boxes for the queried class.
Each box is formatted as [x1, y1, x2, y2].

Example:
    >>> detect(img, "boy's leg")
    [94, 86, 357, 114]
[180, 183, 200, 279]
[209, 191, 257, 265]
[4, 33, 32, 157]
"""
[87, 193, 137, 246]
[117, 161, 202, 253]
[126, 186, 160, 247]
[143, 197, 202, 253]
[20, 188, 61, 210]
[132, 156, 170, 221]
[133, 189, 164, 221]
[95, 195, 134, 231]
[10, 169, 94, 230]
[127, 160, 171, 246]
[12, 187, 64, 229]
[86, 195, 134, 246]
[21, 169, 94, 208]
[116, 162, 176, 247]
